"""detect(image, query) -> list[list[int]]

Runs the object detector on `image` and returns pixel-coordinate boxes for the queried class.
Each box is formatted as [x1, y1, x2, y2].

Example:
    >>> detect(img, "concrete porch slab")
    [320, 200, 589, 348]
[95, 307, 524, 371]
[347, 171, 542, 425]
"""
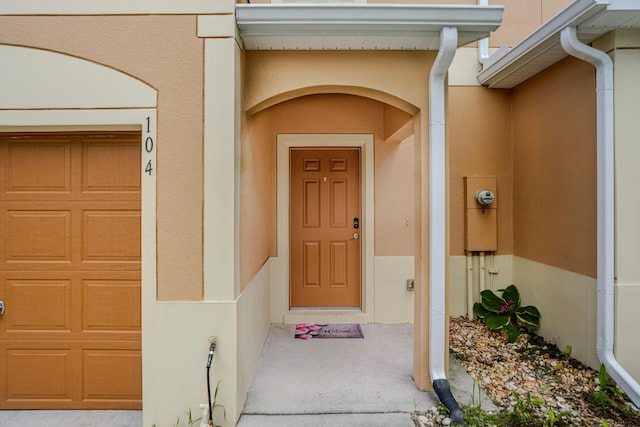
[237, 323, 495, 426]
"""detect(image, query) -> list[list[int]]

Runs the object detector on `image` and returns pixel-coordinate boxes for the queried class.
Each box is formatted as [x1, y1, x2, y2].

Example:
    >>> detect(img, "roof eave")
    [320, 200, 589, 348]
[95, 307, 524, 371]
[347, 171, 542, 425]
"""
[478, 0, 640, 89]
[236, 4, 504, 51]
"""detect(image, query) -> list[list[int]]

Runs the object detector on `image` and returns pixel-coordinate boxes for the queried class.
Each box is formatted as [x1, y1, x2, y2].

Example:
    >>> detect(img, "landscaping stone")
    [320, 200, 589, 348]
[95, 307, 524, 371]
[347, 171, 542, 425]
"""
[414, 317, 640, 426]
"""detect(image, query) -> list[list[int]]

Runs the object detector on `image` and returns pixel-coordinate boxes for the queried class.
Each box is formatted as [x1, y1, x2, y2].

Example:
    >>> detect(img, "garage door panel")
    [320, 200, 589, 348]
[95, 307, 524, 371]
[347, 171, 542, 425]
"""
[82, 210, 141, 263]
[3, 279, 72, 334]
[0, 272, 140, 341]
[82, 279, 141, 333]
[1, 202, 139, 271]
[82, 348, 142, 403]
[5, 348, 73, 402]
[5, 209, 72, 263]
[82, 141, 140, 195]
[5, 141, 72, 195]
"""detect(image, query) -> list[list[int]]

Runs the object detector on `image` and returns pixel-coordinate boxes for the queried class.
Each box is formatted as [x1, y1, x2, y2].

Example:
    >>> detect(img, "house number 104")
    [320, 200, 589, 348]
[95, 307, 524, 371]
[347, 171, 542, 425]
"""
[145, 116, 154, 175]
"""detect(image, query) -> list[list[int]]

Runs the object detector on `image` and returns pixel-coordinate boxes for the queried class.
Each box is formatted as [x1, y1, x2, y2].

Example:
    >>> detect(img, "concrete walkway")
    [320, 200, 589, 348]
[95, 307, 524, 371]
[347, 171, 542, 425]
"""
[0, 409, 142, 426]
[237, 323, 494, 427]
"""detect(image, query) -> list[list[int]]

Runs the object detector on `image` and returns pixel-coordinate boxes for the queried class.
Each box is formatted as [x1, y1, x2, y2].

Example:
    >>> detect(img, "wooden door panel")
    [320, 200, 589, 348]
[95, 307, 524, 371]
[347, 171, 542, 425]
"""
[303, 241, 321, 288]
[290, 148, 361, 307]
[330, 179, 348, 227]
[0, 132, 141, 409]
[303, 179, 321, 227]
[330, 240, 348, 287]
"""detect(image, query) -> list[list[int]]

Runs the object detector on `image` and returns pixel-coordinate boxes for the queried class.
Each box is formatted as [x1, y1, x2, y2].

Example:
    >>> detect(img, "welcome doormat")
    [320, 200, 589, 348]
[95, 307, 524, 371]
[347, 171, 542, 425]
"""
[295, 323, 364, 340]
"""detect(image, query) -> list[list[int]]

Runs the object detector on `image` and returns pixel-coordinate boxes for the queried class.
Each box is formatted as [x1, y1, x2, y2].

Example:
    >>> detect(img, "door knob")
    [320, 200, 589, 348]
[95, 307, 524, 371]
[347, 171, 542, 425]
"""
[353, 233, 360, 240]
[0, 301, 4, 315]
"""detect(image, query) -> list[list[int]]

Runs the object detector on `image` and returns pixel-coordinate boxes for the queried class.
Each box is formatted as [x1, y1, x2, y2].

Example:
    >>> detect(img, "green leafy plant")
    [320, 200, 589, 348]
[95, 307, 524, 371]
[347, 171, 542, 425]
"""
[543, 406, 571, 427]
[456, 380, 501, 426]
[587, 364, 637, 422]
[210, 380, 226, 427]
[598, 364, 626, 400]
[473, 284, 541, 342]
[151, 408, 202, 427]
[562, 344, 573, 360]
[506, 391, 545, 426]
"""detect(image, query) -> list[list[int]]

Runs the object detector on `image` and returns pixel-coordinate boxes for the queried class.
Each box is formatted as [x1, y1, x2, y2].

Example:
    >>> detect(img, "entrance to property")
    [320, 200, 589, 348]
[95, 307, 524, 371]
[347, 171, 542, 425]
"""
[0, 132, 142, 409]
[289, 148, 361, 308]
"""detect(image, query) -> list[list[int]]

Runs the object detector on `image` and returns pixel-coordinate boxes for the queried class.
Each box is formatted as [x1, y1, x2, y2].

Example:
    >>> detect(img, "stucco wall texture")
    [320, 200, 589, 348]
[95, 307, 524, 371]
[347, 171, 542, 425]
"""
[449, 86, 513, 256]
[0, 16, 205, 300]
[512, 57, 597, 279]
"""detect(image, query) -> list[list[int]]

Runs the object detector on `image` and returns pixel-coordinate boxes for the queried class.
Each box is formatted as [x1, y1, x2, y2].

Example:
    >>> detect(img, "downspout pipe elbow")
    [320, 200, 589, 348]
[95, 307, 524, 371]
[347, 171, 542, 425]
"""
[429, 26, 466, 425]
[477, 0, 490, 65]
[560, 25, 640, 408]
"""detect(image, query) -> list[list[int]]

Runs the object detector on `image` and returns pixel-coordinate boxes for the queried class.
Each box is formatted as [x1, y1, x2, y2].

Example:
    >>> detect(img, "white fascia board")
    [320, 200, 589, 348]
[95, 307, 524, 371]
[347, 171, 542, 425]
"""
[0, 0, 234, 15]
[236, 4, 503, 39]
[478, 0, 609, 88]
[608, 0, 640, 11]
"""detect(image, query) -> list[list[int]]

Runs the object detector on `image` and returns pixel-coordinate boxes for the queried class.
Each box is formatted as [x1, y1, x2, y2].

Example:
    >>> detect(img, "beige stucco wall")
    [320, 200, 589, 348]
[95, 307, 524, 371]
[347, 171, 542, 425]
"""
[509, 55, 599, 372]
[512, 56, 597, 278]
[0, 16, 205, 301]
[512, 256, 599, 370]
[244, 50, 427, 115]
[239, 109, 275, 290]
[448, 86, 513, 256]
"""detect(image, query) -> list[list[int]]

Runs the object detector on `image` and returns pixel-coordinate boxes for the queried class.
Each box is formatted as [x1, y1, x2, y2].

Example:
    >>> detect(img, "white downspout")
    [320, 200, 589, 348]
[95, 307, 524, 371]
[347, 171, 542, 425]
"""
[479, 250, 486, 292]
[478, 0, 490, 64]
[429, 26, 466, 424]
[561, 26, 640, 407]
[466, 251, 473, 318]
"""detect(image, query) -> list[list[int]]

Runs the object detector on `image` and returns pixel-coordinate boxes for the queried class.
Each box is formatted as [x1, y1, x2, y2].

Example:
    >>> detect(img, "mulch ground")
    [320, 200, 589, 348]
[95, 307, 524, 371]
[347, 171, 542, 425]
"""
[414, 317, 640, 426]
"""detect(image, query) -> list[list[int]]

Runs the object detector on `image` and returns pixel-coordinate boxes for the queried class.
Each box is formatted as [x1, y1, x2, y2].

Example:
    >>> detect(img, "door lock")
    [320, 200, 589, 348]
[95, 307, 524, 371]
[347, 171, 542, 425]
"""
[0, 301, 4, 315]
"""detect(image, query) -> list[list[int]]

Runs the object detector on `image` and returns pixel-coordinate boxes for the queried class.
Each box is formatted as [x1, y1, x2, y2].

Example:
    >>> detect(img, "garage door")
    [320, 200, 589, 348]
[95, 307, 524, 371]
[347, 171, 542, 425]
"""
[0, 132, 141, 409]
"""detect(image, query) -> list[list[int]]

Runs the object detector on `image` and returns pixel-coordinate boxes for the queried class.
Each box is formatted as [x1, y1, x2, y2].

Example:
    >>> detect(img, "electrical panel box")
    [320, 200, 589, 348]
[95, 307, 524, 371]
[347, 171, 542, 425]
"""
[464, 176, 497, 251]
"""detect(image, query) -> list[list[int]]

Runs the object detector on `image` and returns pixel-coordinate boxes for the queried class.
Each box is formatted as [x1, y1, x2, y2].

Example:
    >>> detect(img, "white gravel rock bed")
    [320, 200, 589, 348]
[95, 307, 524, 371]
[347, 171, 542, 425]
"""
[413, 317, 640, 427]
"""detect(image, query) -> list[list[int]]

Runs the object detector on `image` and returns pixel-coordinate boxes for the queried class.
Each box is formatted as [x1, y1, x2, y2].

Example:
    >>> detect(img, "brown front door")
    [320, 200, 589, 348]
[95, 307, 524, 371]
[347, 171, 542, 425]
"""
[0, 132, 141, 409]
[290, 148, 361, 307]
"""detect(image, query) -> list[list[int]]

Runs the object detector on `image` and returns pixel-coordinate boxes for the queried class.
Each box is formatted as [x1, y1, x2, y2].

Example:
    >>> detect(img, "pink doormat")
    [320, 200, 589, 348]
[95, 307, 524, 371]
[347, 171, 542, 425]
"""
[295, 323, 364, 340]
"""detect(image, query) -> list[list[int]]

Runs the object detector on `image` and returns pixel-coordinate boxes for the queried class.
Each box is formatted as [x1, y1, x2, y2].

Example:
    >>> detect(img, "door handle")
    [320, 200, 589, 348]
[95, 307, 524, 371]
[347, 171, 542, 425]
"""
[0, 301, 4, 315]
[353, 233, 359, 240]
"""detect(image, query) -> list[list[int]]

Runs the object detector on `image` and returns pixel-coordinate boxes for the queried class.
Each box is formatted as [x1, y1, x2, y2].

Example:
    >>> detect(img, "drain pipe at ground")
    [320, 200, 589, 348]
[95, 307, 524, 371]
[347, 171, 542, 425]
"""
[429, 26, 466, 425]
[560, 26, 640, 408]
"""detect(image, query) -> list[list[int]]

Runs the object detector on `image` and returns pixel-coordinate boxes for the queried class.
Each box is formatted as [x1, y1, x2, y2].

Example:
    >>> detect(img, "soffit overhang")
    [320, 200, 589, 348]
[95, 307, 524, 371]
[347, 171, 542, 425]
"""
[479, 0, 640, 89]
[236, 4, 504, 51]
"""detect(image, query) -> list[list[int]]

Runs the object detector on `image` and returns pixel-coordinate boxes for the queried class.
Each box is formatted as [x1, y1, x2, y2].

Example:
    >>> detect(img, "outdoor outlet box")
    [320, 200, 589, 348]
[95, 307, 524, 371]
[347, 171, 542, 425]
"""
[406, 279, 415, 291]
